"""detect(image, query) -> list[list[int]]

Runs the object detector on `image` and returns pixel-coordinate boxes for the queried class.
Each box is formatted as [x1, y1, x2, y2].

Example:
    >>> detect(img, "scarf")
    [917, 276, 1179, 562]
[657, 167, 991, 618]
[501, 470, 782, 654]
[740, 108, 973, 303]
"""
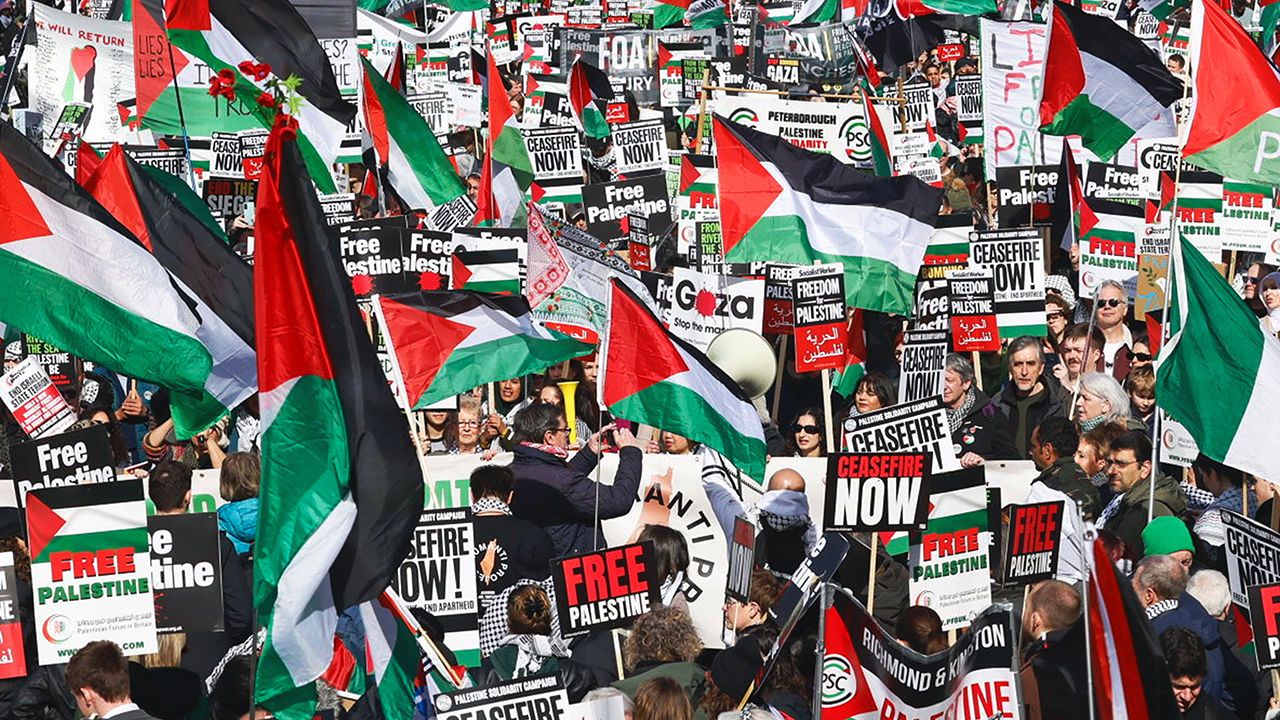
[946, 387, 977, 434]
[499, 634, 569, 677]
[520, 441, 570, 459]
[1096, 493, 1124, 528]
[1079, 414, 1107, 433]
[660, 571, 685, 606]
[471, 497, 512, 515]
[1145, 597, 1179, 620]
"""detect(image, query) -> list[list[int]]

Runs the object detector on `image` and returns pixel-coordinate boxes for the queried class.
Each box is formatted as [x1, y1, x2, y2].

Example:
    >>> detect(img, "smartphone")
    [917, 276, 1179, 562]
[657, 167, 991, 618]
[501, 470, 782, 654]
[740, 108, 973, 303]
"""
[243, 200, 256, 224]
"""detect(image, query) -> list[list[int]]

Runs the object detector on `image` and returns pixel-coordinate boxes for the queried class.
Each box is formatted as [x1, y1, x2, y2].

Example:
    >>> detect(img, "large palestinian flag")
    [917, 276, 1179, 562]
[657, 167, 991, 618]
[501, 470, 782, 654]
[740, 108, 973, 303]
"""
[476, 49, 533, 226]
[568, 58, 614, 140]
[1183, 0, 1280, 186]
[79, 145, 256, 435]
[254, 118, 423, 720]
[713, 116, 943, 315]
[360, 56, 466, 213]
[132, 0, 355, 192]
[374, 291, 592, 410]
[1039, 1, 1182, 162]
[601, 279, 766, 482]
[0, 122, 234, 435]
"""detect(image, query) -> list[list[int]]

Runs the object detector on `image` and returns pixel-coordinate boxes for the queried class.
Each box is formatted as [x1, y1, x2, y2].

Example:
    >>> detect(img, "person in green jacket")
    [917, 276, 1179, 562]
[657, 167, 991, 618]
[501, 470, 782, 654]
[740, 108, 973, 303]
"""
[612, 606, 706, 700]
[1098, 431, 1188, 559]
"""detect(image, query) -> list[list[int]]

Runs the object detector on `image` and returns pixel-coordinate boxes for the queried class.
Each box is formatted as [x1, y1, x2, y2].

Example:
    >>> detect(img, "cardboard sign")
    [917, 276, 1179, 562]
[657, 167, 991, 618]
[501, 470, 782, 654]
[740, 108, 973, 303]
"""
[1135, 254, 1168, 320]
[1157, 409, 1199, 468]
[1247, 583, 1280, 671]
[612, 119, 666, 175]
[791, 263, 848, 373]
[238, 129, 269, 181]
[1084, 162, 1141, 201]
[1221, 181, 1273, 254]
[10, 424, 115, 505]
[433, 674, 569, 720]
[427, 194, 478, 233]
[897, 330, 948, 404]
[726, 516, 756, 604]
[552, 542, 661, 638]
[202, 178, 257, 219]
[955, 75, 983, 145]
[936, 43, 966, 62]
[28, 479, 158, 665]
[0, 552, 26, 679]
[764, 263, 797, 335]
[693, 221, 723, 275]
[20, 335, 79, 391]
[1223, 511, 1280, 608]
[764, 531, 850, 676]
[898, 81, 935, 133]
[981, 19, 1059, 178]
[908, 469, 992, 630]
[1079, 198, 1142, 300]
[127, 148, 189, 180]
[665, 267, 764, 352]
[318, 193, 356, 226]
[968, 229, 1047, 337]
[823, 453, 930, 532]
[995, 165, 1060, 228]
[843, 398, 960, 475]
[148, 513, 224, 634]
[393, 508, 480, 667]
[947, 268, 1000, 352]
[208, 131, 245, 179]
[581, 174, 672, 245]
[30, 6, 134, 145]
[823, 595, 1021, 719]
[0, 358, 76, 440]
[1001, 501, 1063, 586]
[524, 126, 584, 181]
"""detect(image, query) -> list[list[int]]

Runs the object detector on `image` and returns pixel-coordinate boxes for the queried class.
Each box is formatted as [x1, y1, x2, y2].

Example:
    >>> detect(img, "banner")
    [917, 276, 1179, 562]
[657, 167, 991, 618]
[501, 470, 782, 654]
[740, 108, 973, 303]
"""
[947, 268, 1000, 352]
[981, 19, 1059, 178]
[28, 479, 158, 665]
[1223, 511, 1280, 608]
[552, 542, 661, 638]
[1248, 583, 1280, 671]
[843, 398, 960, 475]
[433, 674, 569, 720]
[823, 453, 929, 532]
[612, 119, 666, 175]
[791, 264, 848, 373]
[202, 178, 257, 219]
[897, 330, 947, 404]
[1000, 501, 1063, 586]
[148, 513, 224, 634]
[712, 93, 870, 165]
[0, 552, 24, 679]
[665, 267, 764, 351]
[907, 469, 992, 630]
[30, 5, 135, 145]
[581, 175, 672, 245]
[968, 228, 1047, 337]
[822, 593, 1022, 720]
[0, 358, 76, 440]
[726, 516, 755, 604]
[393, 508, 480, 666]
[10, 424, 115, 504]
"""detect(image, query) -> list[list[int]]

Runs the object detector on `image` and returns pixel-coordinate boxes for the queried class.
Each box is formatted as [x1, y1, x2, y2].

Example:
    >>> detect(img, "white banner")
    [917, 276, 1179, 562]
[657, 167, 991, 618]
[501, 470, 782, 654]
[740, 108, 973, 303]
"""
[31, 5, 135, 145]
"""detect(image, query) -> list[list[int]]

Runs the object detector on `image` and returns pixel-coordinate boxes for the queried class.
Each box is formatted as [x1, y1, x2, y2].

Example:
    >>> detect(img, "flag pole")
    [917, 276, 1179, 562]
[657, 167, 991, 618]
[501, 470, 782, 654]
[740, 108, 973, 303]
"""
[1082, 510, 1096, 720]
[161, 22, 199, 191]
[811, 582, 831, 720]
[1070, 285, 1100, 420]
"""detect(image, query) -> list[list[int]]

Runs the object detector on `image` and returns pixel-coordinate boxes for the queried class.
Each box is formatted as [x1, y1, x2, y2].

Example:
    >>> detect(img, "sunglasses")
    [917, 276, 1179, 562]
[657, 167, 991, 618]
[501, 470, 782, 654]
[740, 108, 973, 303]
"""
[1133, 352, 1152, 362]
[792, 424, 821, 434]
[1096, 298, 1125, 308]
[1246, 276, 1261, 285]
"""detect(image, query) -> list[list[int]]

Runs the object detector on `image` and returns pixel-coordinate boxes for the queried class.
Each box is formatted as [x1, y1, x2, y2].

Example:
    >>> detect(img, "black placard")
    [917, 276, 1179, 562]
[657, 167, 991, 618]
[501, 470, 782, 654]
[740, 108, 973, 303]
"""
[148, 513, 224, 633]
[10, 424, 115, 505]
[823, 453, 930, 532]
[1000, 501, 1064, 586]
[551, 542, 661, 637]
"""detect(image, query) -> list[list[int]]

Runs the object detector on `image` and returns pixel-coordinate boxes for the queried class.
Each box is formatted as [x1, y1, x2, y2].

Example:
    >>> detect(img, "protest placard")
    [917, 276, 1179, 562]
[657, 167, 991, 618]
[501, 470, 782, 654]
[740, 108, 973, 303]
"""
[763, 531, 850, 675]
[582, 174, 672, 245]
[823, 453, 929, 532]
[318, 193, 356, 226]
[20, 335, 79, 392]
[1176, 173, 1225, 262]
[823, 594, 1021, 719]
[209, 132, 244, 179]
[1084, 162, 1141, 201]
[897, 330, 947, 404]
[1158, 410, 1200, 467]
[408, 91, 451, 133]
[0, 358, 75, 440]
[1248, 583, 1280, 670]
[947, 268, 1000, 352]
[30, 6, 134, 145]
[1001, 501, 1063, 586]
[612, 119, 666, 175]
[552, 542, 661, 638]
[524, 126, 584, 182]
[995, 166, 1060, 227]
[968, 228, 1047, 337]
[727, 516, 755, 604]
[908, 469, 992, 630]
[127, 148, 190, 180]
[1080, 198, 1142, 299]
[10, 424, 115, 504]
[202, 178, 257, 219]
[1221, 181, 1273, 253]
[764, 264, 797, 335]
[711, 94, 869, 165]
[28, 479, 158, 665]
[148, 513, 224, 634]
[1223, 512, 1280, 608]
[666, 267, 764, 351]
[955, 75, 983, 144]
[791, 264, 847, 373]
[0, 552, 25, 679]
[898, 81, 934, 132]
[1135, 254, 1168, 319]
[981, 19, 1059, 178]
[433, 674, 569, 720]
[843, 398, 960, 475]
[394, 508, 480, 666]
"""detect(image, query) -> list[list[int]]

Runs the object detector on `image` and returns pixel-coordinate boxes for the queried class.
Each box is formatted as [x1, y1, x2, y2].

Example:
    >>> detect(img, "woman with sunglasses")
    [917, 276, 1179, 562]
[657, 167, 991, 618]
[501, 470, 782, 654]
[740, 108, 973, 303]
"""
[1258, 271, 1280, 338]
[785, 409, 826, 458]
[1243, 262, 1276, 318]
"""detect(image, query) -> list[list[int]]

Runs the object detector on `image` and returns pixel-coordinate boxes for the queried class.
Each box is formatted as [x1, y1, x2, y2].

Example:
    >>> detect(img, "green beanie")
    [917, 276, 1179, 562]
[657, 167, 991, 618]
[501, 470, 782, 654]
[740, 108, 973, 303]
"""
[1142, 516, 1194, 557]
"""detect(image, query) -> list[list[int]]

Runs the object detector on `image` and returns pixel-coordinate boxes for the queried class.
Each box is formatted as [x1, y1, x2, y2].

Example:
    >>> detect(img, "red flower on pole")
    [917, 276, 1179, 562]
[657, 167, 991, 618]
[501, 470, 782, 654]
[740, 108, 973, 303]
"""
[256, 92, 278, 109]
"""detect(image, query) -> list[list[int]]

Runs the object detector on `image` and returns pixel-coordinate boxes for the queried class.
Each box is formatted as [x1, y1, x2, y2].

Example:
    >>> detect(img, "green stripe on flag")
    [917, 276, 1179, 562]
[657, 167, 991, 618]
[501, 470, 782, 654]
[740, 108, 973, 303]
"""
[412, 333, 591, 409]
[33, 528, 150, 564]
[1042, 95, 1134, 162]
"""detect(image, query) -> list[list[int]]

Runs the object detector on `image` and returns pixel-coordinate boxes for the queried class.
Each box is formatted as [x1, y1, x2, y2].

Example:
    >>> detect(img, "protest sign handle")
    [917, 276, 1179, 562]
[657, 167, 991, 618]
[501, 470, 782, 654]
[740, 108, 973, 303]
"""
[970, 351, 983, 392]
[1271, 486, 1279, 531]
[0, 19, 30, 115]
[811, 583, 831, 720]
[821, 369, 835, 454]
[771, 335, 787, 422]
[163, 35, 199, 190]
[695, 68, 711, 152]
[866, 534, 878, 616]
[1081, 505, 1096, 720]
[1071, 285, 1101, 421]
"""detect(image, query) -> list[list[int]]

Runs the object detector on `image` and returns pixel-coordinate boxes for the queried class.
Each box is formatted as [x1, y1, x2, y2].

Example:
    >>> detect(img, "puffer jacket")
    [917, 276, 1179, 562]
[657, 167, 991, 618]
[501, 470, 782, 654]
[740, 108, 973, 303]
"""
[218, 498, 258, 557]
[509, 445, 643, 556]
[1102, 473, 1187, 557]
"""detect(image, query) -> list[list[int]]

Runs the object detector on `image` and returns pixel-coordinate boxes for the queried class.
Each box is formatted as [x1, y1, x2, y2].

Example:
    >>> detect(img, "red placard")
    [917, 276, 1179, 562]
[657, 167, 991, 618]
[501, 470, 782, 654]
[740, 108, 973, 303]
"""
[936, 43, 966, 62]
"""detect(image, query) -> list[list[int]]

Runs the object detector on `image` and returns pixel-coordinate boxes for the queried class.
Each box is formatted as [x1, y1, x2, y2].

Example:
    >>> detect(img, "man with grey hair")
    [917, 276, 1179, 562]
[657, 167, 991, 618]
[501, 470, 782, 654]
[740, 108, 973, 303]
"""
[1091, 280, 1134, 381]
[943, 353, 1015, 468]
[993, 336, 1067, 459]
[1187, 570, 1231, 621]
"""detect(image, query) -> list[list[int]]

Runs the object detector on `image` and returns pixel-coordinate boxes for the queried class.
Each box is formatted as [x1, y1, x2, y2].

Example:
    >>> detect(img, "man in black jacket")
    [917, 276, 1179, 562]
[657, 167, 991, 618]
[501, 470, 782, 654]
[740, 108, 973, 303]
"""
[508, 403, 645, 556]
[994, 337, 1067, 459]
[470, 464, 557, 619]
[1020, 580, 1088, 720]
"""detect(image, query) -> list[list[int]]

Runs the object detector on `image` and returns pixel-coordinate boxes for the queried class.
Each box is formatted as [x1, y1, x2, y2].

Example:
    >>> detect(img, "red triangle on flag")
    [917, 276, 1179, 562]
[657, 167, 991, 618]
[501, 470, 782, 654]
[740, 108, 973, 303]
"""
[603, 280, 690, 406]
[0, 154, 52, 246]
[451, 253, 473, 289]
[712, 118, 783, 256]
[25, 493, 66, 561]
[378, 296, 477, 405]
[678, 157, 699, 195]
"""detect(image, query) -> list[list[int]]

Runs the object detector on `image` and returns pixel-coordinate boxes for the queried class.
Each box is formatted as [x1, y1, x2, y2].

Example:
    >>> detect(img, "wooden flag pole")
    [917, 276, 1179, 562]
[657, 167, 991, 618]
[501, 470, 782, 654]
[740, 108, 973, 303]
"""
[866, 534, 879, 617]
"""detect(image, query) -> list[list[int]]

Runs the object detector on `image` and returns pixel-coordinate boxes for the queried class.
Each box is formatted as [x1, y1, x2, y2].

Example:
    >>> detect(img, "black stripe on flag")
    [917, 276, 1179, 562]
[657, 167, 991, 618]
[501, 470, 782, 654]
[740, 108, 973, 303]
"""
[1052, 1, 1183, 106]
[381, 290, 533, 321]
[34, 477, 143, 510]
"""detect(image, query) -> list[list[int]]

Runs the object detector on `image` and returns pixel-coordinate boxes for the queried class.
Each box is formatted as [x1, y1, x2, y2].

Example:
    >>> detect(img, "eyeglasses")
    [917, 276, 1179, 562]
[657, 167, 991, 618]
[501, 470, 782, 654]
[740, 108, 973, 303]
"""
[1046, 312, 1065, 320]
[548, 427, 570, 435]
[1133, 352, 1153, 362]
[792, 424, 821, 434]
[1105, 457, 1140, 469]
[1097, 298, 1125, 308]
[457, 420, 480, 428]
[1246, 276, 1261, 285]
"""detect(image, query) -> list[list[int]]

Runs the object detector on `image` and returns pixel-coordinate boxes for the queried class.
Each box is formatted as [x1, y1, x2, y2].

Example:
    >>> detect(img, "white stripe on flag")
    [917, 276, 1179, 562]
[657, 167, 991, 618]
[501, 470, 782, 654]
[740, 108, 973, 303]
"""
[671, 344, 765, 443]
[1224, 335, 1280, 475]
[1079, 52, 1168, 136]
[358, 600, 396, 684]
[56, 501, 148, 536]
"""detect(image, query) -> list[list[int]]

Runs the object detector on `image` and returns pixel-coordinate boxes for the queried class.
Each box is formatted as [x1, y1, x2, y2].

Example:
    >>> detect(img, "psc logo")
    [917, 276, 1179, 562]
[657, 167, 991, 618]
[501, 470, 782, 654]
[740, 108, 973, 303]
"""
[729, 108, 759, 125]
[822, 654, 857, 705]
[838, 115, 871, 162]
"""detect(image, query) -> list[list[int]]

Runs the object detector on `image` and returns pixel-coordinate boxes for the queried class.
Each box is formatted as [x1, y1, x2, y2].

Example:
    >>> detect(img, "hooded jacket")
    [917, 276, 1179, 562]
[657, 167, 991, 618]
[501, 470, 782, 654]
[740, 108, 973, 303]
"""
[509, 445, 643, 556]
[754, 490, 817, 577]
[1102, 473, 1187, 557]
[1031, 456, 1100, 520]
[217, 498, 258, 556]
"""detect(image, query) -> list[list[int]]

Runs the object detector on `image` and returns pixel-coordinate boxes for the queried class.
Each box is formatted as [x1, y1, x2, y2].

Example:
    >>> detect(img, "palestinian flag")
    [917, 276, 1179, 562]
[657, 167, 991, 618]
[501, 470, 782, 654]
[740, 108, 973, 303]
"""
[530, 178, 584, 206]
[894, 0, 996, 17]
[881, 467, 986, 555]
[569, 58, 614, 140]
[793, 0, 839, 24]
[1184, 0, 1280, 186]
[79, 145, 256, 435]
[1156, 233, 1280, 481]
[451, 249, 520, 294]
[679, 154, 718, 210]
[254, 119, 423, 720]
[361, 57, 466, 213]
[374, 291, 593, 410]
[1050, 137, 1093, 252]
[0, 123, 229, 435]
[476, 49, 533, 227]
[862, 87, 894, 177]
[601, 279, 766, 482]
[713, 116, 943, 316]
[1039, 1, 1183, 162]
[655, 0, 728, 27]
[356, 594, 422, 720]
[133, 0, 356, 192]
[830, 308, 867, 398]
[1086, 529, 1180, 720]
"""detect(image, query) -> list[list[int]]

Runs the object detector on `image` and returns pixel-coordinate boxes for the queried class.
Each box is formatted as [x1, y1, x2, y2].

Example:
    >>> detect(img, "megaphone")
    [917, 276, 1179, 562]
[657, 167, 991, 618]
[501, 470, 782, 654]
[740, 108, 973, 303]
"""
[706, 329, 777, 399]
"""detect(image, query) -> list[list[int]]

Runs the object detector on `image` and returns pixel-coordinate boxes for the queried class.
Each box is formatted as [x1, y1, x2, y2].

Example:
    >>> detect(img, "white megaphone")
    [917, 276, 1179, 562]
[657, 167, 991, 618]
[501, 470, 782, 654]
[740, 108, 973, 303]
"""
[706, 328, 778, 400]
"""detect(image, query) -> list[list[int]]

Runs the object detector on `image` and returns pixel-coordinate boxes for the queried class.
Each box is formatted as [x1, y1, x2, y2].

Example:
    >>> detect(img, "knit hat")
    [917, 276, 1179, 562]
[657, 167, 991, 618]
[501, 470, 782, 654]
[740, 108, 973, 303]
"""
[710, 636, 763, 703]
[1142, 516, 1194, 557]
